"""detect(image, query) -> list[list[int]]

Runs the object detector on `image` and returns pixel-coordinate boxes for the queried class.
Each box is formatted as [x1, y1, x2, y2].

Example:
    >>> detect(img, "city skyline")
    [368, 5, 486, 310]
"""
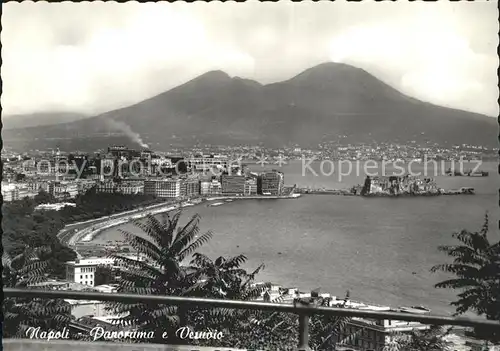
[3, 1, 498, 117]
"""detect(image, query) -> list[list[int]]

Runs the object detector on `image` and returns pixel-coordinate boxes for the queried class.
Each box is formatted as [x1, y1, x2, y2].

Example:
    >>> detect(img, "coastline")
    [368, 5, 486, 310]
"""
[68, 200, 204, 245]
[62, 194, 302, 246]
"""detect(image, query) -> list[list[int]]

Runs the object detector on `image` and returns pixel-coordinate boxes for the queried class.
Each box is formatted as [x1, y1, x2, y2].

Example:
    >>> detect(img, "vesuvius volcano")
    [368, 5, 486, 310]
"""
[3, 62, 497, 151]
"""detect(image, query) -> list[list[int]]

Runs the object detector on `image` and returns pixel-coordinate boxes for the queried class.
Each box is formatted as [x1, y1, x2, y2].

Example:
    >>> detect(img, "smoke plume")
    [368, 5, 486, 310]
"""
[106, 119, 149, 148]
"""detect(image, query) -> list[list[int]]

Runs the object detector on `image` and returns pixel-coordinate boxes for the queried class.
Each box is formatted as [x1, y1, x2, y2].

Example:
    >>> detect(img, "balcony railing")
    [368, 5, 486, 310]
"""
[5, 288, 500, 351]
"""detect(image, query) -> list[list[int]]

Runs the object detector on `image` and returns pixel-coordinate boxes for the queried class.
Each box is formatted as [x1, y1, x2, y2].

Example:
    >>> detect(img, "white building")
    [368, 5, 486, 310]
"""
[1, 183, 19, 202]
[65, 257, 114, 287]
[144, 178, 181, 198]
[65, 299, 108, 319]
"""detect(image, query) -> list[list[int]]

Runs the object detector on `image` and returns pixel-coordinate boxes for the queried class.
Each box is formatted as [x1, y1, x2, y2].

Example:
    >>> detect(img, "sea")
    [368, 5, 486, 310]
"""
[94, 160, 499, 316]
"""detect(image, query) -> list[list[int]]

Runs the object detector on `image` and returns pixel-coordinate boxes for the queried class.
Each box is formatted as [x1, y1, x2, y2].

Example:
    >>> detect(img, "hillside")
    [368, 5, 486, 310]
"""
[2, 112, 88, 130]
[2, 62, 497, 151]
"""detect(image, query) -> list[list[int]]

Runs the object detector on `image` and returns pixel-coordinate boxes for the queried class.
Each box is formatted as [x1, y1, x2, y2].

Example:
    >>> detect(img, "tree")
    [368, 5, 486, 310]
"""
[106, 210, 213, 344]
[185, 254, 272, 347]
[94, 265, 116, 285]
[431, 213, 500, 343]
[309, 291, 354, 350]
[187, 253, 265, 300]
[383, 325, 453, 351]
[2, 247, 72, 338]
[40, 243, 78, 279]
[34, 190, 57, 205]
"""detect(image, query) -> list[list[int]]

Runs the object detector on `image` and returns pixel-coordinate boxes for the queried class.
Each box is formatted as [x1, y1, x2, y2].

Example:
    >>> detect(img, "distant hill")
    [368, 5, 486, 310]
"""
[2, 112, 88, 130]
[2, 62, 497, 151]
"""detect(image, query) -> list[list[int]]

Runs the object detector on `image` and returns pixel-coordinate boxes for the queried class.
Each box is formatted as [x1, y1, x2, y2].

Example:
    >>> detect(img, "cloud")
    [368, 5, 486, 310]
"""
[328, 6, 498, 117]
[1, 1, 497, 117]
[1, 3, 255, 116]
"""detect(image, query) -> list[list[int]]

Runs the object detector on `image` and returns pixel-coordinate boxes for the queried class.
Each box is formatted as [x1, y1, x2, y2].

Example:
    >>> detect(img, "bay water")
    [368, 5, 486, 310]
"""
[96, 161, 499, 315]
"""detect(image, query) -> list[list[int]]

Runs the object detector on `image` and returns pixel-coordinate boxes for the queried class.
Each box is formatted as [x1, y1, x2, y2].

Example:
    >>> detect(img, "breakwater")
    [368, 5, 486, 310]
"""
[206, 194, 301, 201]
[296, 188, 474, 196]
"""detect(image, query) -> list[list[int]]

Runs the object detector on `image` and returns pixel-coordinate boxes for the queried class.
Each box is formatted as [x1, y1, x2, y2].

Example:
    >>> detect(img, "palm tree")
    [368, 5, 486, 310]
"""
[2, 247, 72, 338]
[430, 213, 500, 342]
[107, 211, 213, 343]
[309, 291, 355, 350]
[187, 253, 265, 299]
[185, 253, 269, 345]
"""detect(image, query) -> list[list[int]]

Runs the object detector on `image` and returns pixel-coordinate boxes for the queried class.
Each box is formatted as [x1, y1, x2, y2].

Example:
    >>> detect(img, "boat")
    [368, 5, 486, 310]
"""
[225, 199, 234, 202]
[208, 202, 224, 207]
[459, 187, 475, 194]
[469, 171, 489, 177]
[446, 168, 489, 177]
[399, 305, 431, 314]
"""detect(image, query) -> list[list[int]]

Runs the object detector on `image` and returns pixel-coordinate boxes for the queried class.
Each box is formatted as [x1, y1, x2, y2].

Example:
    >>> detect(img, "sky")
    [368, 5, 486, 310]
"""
[2, 1, 498, 117]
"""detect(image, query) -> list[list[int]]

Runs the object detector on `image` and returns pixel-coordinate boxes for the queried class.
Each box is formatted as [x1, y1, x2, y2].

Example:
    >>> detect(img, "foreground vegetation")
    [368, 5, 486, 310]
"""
[3, 189, 168, 276]
[2, 208, 499, 349]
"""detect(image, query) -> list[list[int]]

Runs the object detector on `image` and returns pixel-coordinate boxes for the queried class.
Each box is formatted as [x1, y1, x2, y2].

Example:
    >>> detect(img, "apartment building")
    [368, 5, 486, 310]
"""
[65, 257, 114, 287]
[258, 171, 284, 195]
[200, 181, 211, 196]
[200, 179, 222, 195]
[144, 178, 181, 198]
[180, 178, 201, 198]
[244, 178, 258, 195]
[221, 175, 245, 195]
[188, 155, 229, 172]
[96, 180, 144, 195]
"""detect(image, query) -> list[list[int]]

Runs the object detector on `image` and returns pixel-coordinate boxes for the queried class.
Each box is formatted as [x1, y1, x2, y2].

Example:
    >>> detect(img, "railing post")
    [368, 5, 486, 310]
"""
[298, 312, 312, 351]
[295, 298, 313, 351]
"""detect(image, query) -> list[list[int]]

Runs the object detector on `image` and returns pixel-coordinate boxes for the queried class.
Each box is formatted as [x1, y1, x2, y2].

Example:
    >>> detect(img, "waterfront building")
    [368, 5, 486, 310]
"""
[180, 178, 201, 198]
[95, 179, 145, 195]
[244, 178, 258, 195]
[221, 175, 245, 195]
[199, 179, 223, 195]
[118, 180, 144, 195]
[144, 178, 181, 198]
[257, 171, 284, 195]
[200, 180, 211, 196]
[209, 179, 222, 195]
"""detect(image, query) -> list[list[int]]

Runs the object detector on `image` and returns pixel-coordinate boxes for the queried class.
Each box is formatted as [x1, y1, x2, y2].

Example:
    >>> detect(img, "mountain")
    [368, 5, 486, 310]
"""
[2, 62, 497, 151]
[2, 112, 88, 130]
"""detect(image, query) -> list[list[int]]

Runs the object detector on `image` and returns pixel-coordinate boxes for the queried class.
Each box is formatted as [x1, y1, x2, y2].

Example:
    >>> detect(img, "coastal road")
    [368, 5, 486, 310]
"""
[56, 200, 177, 246]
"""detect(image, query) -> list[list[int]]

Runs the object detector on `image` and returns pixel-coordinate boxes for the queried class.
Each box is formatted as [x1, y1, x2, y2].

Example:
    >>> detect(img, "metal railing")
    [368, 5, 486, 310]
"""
[5, 288, 500, 351]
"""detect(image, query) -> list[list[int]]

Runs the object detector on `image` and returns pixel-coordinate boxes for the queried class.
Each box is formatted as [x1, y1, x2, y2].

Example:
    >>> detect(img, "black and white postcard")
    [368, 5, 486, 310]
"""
[2, 2, 499, 351]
